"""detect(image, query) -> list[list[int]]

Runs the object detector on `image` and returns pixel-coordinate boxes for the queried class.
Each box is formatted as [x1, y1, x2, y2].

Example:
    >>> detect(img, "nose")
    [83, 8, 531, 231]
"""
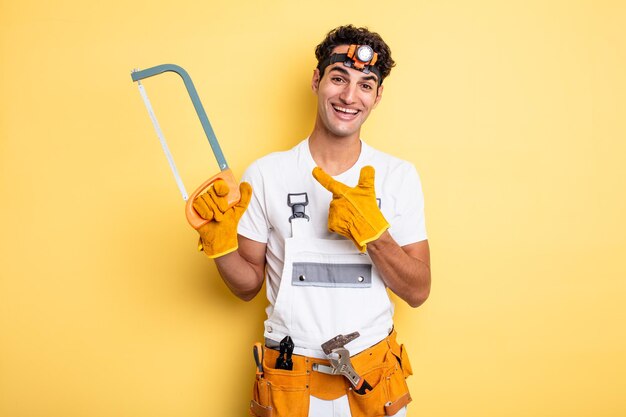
[339, 81, 357, 104]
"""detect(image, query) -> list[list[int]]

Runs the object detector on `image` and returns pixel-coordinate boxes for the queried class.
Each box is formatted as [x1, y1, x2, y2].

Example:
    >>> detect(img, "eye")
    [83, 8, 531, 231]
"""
[331, 76, 346, 83]
[361, 83, 374, 90]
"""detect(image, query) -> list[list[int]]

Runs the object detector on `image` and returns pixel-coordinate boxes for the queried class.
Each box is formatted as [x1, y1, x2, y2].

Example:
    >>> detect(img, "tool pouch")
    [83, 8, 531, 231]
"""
[250, 333, 413, 417]
[250, 347, 310, 417]
[346, 335, 413, 417]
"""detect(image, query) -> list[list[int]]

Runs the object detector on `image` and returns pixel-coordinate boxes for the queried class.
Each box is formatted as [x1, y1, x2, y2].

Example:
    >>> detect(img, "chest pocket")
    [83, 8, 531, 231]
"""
[291, 262, 372, 288]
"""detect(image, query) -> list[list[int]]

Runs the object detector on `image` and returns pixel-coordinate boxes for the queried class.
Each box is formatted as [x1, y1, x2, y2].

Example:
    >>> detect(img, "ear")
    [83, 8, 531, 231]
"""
[373, 84, 384, 108]
[311, 68, 321, 93]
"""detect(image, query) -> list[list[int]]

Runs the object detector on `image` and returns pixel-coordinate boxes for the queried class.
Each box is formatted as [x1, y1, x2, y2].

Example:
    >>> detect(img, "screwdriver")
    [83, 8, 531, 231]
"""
[253, 342, 263, 376]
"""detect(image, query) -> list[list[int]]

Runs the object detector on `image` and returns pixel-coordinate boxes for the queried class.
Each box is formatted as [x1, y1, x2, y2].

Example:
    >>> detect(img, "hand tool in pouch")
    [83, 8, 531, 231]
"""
[313, 332, 373, 395]
[253, 342, 264, 377]
[130, 64, 240, 229]
[274, 336, 294, 370]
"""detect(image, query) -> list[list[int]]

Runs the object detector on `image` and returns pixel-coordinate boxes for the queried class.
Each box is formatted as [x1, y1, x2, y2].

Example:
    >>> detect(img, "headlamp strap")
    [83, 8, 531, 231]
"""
[318, 44, 382, 82]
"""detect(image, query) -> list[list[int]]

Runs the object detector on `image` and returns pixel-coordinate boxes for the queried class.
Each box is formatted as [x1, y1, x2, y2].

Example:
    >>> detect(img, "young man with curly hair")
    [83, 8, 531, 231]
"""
[192, 25, 430, 417]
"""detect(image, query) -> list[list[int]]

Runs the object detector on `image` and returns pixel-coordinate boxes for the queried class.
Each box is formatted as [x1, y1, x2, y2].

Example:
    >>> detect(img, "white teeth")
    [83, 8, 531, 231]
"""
[333, 106, 358, 114]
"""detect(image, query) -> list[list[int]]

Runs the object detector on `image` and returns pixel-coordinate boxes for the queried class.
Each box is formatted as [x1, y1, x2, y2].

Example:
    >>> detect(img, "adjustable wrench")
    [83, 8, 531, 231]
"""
[313, 333, 373, 394]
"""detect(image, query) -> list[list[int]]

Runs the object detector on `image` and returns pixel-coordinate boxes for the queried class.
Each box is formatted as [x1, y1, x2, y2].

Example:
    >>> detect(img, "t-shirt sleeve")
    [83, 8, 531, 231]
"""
[237, 161, 270, 243]
[389, 164, 428, 247]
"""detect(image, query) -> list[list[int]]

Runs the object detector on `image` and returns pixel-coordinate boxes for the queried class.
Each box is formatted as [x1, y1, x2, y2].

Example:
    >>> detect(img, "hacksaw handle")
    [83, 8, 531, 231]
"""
[185, 168, 241, 230]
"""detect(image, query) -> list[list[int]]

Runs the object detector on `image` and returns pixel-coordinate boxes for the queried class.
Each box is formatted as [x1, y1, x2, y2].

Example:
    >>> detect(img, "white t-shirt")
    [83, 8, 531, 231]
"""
[238, 139, 427, 307]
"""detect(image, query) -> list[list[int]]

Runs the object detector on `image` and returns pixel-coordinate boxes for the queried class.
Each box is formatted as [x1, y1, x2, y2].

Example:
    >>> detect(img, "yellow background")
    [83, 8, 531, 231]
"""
[1, 0, 625, 416]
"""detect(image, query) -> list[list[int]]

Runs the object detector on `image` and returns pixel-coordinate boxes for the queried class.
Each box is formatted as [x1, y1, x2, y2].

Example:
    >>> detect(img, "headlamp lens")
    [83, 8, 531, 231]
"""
[356, 45, 374, 62]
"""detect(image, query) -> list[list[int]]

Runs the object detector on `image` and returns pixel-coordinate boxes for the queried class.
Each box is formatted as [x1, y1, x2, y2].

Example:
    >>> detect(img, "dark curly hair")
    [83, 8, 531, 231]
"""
[315, 25, 396, 83]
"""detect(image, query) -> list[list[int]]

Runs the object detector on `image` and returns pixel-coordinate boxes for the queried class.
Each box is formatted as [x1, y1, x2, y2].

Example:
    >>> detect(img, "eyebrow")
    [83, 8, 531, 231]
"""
[329, 66, 379, 84]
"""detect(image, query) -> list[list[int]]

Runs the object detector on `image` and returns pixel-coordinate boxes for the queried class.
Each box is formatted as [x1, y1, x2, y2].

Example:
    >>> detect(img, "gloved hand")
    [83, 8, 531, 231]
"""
[192, 179, 252, 258]
[312, 166, 389, 252]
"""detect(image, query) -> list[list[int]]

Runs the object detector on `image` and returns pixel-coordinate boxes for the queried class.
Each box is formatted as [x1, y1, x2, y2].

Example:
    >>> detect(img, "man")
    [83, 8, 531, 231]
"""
[192, 25, 430, 417]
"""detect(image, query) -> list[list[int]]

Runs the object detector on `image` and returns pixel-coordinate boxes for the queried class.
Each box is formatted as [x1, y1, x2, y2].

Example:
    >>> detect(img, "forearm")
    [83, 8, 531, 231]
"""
[213, 236, 266, 301]
[367, 232, 431, 308]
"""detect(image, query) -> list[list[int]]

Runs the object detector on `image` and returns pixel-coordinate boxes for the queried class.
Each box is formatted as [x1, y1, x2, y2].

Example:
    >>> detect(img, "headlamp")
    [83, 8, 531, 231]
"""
[349, 45, 377, 68]
[318, 44, 382, 83]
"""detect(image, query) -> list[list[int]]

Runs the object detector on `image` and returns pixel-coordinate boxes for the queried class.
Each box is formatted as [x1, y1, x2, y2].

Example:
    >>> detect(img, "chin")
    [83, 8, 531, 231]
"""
[329, 127, 358, 138]
[328, 120, 361, 137]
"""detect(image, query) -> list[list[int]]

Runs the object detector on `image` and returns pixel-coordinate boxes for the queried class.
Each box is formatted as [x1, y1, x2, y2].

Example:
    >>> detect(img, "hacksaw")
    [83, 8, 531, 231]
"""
[130, 64, 240, 229]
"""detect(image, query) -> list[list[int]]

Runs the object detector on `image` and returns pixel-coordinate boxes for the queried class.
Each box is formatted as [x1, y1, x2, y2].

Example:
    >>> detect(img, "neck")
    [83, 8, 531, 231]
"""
[309, 125, 362, 176]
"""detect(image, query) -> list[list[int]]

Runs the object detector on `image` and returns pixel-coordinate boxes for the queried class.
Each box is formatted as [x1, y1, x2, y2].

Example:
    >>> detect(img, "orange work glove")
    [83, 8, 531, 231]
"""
[192, 179, 252, 258]
[312, 165, 389, 252]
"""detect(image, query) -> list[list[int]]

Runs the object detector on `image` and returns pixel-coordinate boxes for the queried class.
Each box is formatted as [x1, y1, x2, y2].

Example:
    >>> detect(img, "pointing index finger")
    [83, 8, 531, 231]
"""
[312, 167, 347, 195]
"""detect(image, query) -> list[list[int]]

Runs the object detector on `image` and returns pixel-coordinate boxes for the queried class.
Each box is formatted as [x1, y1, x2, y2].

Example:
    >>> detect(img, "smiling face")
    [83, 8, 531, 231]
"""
[311, 45, 384, 140]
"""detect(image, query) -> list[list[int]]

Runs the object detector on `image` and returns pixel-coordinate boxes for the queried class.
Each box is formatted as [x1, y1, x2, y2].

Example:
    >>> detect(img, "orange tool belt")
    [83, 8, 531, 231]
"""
[250, 331, 413, 417]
